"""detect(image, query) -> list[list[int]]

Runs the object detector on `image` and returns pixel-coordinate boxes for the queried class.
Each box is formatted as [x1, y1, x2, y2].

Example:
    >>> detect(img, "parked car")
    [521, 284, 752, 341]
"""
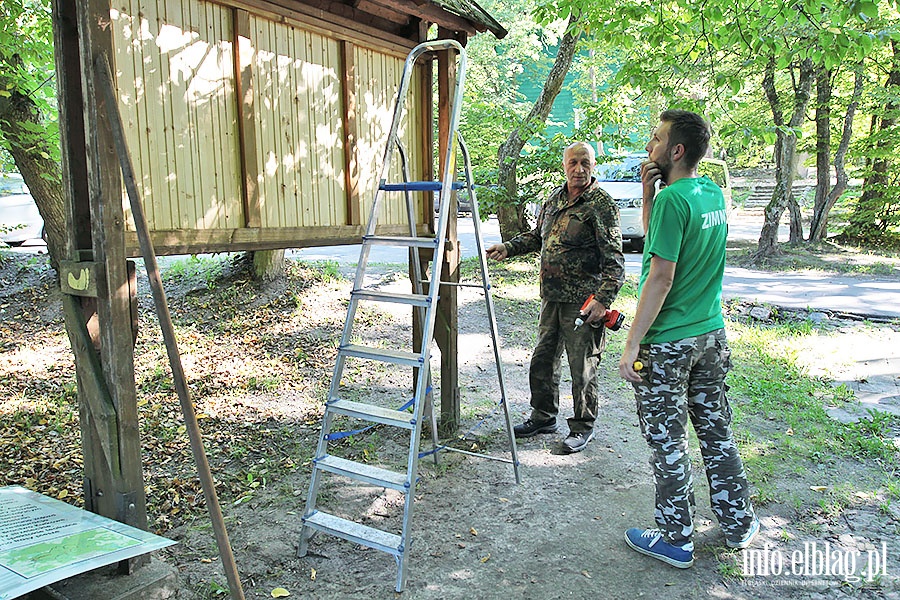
[594, 153, 647, 252]
[697, 157, 733, 209]
[594, 154, 733, 253]
[433, 187, 474, 216]
[0, 174, 45, 246]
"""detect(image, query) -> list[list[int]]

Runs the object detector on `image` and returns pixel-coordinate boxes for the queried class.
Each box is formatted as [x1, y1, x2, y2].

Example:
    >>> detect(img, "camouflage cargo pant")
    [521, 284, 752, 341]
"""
[529, 300, 606, 434]
[631, 328, 756, 547]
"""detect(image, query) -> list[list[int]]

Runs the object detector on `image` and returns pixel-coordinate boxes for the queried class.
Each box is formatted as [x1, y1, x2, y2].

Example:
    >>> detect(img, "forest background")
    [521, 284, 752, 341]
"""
[2, 0, 900, 266]
[2, 2, 900, 598]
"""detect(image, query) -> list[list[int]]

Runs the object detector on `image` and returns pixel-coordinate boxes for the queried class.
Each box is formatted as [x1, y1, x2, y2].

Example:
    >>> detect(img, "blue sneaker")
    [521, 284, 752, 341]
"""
[727, 516, 760, 549]
[624, 528, 694, 568]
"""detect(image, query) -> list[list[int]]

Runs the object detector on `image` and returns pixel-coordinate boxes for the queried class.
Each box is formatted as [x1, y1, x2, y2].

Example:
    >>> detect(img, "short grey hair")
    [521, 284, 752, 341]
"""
[564, 141, 596, 162]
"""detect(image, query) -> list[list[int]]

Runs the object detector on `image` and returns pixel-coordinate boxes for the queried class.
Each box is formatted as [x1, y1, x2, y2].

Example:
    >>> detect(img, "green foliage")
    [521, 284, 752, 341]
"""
[728, 320, 899, 466]
[0, 0, 59, 163]
[461, 0, 575, 207]
[529, 0, 900, 175]
[163, 255, 228, 289]
[516, 132, 569, 200]
[843, 52, 900, 243]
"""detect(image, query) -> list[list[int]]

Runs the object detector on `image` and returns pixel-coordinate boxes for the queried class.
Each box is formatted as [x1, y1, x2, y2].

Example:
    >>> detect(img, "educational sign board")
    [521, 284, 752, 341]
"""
[0, 486, 175, 600]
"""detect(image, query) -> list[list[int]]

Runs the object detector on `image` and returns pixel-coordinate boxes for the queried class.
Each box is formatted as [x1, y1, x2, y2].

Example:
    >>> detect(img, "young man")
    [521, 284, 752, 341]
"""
[486, 142, 625, 453]
[618, 110, 758, 567]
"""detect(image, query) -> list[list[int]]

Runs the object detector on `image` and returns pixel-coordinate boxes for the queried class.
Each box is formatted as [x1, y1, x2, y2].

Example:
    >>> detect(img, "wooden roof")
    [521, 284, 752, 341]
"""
[432, 0, 508, 38]
[279, 0, 508, 41]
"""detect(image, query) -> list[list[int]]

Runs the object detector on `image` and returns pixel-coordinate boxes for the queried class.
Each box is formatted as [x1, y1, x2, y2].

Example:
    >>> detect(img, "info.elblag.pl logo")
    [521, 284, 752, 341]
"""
[743, 541, 891, 583]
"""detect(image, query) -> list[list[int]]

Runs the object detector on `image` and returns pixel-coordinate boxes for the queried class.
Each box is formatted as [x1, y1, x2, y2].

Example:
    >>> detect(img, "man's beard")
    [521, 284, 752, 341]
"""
[657, 150, 673, 183]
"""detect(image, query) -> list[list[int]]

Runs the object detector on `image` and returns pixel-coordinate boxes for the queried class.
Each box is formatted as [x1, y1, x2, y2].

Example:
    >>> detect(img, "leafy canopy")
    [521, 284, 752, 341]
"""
[0, 0, 58, 169]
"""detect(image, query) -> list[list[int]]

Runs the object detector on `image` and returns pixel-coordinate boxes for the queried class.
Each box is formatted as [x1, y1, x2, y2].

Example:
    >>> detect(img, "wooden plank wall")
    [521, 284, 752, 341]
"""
[109, 0, 429, 253]
[112, 0, 243, 232]
[251, 18, 345, 228]
[354, 45, 427, 227]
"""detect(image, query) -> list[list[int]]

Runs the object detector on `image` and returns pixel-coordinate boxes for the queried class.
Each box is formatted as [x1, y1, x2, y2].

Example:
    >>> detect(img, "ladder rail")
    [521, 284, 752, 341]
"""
[365, 40, 465, 240]
[388, 44, 469, 589]
[458, 134, 521, 483]
[348, 42, 460, 296]
[394, 139, 440, 467]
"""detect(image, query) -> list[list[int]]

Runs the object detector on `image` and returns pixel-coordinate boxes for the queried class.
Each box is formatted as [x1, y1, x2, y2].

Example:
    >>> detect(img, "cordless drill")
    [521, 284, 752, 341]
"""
[573, 295, 626, 331]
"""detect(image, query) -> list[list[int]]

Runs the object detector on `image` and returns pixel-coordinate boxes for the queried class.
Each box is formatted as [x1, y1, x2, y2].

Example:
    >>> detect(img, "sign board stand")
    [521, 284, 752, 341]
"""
[0, 487, 175, 600]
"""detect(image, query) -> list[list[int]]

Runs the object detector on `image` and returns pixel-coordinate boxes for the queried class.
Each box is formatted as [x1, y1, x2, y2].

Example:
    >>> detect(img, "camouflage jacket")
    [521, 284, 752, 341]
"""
[504, 178, 625, 307]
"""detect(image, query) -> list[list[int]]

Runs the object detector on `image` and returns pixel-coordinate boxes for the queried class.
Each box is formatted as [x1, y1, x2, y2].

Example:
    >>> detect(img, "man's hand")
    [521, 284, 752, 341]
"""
[640, 160, 663, 197]
[486, 243, 508, 261]
[640, 160, 663, 231]
[618, 343, 642, 383]
[580, 298, 607, 325]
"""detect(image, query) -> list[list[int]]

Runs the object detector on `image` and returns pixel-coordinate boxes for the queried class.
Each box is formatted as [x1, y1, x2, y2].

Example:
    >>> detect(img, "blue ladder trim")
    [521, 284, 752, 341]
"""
[379, 181, 464, 192]
[418, 392, 504, 459]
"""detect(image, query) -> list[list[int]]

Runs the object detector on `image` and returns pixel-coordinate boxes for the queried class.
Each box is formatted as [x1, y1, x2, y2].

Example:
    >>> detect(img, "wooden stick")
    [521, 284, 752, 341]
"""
[94, 52, 245, 600]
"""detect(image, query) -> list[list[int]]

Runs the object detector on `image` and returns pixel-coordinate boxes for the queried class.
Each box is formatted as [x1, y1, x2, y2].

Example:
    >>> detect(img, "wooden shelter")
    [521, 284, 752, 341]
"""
[51, 0, 506, 561]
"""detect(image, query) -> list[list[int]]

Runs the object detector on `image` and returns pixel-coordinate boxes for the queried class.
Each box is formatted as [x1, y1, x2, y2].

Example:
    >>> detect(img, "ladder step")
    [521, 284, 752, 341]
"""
[379, 181, 464, 192]
[363, 235, 437, 248]
[340, 344, 423, 367]
[302, 510, 402, 556]
[314, 455, 410, 491]
[327, 399, 416, 429]
[353, 290, 431, 307]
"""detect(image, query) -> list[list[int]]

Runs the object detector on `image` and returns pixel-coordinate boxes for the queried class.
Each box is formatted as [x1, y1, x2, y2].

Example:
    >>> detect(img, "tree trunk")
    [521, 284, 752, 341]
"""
[847, 40, 900, 238]
[755, 57, 814, 258]
[495, 14, 581, 241]
[0, 60, 66, 270]
[787, 197, 803, 243]
[809, 66, 863, 242]
[811, 66, 831, 239]
[251, 249, 285, 281]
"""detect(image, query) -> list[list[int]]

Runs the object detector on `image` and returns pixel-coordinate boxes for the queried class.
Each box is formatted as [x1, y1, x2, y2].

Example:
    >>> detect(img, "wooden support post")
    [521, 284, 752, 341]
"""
[53, 0, 149, 574]
[233, 9, 261, 228]
[434, 29, 460, 436]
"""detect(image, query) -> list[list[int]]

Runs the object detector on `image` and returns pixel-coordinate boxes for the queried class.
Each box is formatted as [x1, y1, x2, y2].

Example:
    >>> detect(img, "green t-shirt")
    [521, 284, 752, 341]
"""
[638, 176, 727, 343]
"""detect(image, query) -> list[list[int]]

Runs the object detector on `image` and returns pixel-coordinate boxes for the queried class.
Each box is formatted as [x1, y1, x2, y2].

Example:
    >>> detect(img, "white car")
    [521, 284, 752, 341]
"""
[0, 174, 44, 246]
[595, 154, 647, 252]
[595, 154, 733, 253]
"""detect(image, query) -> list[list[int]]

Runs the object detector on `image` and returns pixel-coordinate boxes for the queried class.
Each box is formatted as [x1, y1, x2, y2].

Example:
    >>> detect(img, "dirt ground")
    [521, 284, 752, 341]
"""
[1, 250, 899, 600]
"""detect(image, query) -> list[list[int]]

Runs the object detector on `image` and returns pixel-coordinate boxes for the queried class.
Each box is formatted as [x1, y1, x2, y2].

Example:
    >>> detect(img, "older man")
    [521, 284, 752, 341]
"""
[487, 142, 625, 453]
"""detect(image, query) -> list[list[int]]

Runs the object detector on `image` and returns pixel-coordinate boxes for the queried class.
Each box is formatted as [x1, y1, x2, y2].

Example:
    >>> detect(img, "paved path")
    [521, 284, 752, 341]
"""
[293, 213, 900, 319]
[16, 213, 899, 421]
[724, 212, 900, 319]
[14, 211, 897, 319]
[721, 267, 900, 319]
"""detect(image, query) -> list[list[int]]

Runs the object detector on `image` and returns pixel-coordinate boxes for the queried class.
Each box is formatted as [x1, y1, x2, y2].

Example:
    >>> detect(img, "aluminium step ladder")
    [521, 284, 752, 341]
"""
[297, 39, 520, 592]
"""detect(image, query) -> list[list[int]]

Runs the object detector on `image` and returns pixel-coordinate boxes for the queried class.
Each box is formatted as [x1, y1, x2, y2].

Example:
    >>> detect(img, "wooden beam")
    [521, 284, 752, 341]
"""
[434, 32, 460, 435]
[354, 0, 413, 25]
[216, 0, 419, 54]
[51, 0, 90, 254]
[61, 294, 121, 477]
[121, 224, 422, 256]
[233, 9, 261, 228]
[364, 0, 477, 35]
[53, 0, 115, 522]
[75, 0, 149, 547]
[340, 40, 361, 226]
